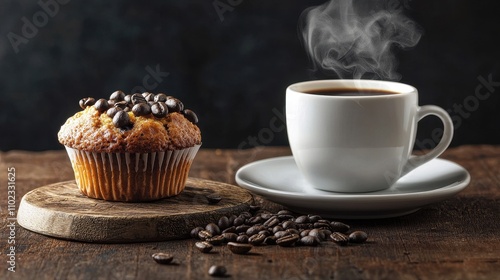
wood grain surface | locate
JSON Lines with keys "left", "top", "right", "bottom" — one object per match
{"left": 1, "top": 146, "right": 500, "bottom": 279}
{"left": 17, "top": 179, "right": 253, "bottom": 243}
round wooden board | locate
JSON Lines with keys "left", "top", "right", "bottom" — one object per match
{"left": 18, "top": 178, "right": 253, "bottom": 243}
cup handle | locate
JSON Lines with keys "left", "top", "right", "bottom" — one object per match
{"left": 401, "top": 105, "right": 454, "bottom": 176}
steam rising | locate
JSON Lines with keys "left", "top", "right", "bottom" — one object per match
{"left": 299, "top": 0, "right": 422, "bottom": 80}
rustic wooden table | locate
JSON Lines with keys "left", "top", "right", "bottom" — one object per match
{"left": 1, "top": 145, "right": 499, "bottom": 279}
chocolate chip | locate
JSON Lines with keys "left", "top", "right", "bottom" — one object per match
{"left": 132, "top": 103, "right": 151, "bottom": 116}
{"left": 183, "top": 109, "right": 198, "bottom": 124}
{"left": 112, "top": 110, "right": 131, "bottom": 128}
{"left": 151, "top": 102, "right": 168, "bottom": 118}
{"left": 94, "top": 98, "right": 109, "bottom": 113}
{"left": 109, "top": 90, "right": 125, "bottom": 101}
{"left": 79, "top": 97, "right": 95, "bottom": 109}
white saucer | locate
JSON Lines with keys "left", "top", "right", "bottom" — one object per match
{"left": 235, "top": 156, "right": 470, "bottom": 219}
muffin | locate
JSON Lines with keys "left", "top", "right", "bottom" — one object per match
{"left": 58, "top": 91, "right": 201, "bottom": 202}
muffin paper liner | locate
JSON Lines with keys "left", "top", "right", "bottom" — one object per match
{"left": 64, "top": 145, "right": 201, "bottom": 202}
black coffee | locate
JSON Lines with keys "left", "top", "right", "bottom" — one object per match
{"left": 306, "top": 88, "right": 398, "bottom": 96}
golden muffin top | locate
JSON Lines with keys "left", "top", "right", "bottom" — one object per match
{"left": 58, "top": 91, "right": 201, "bottom": 153}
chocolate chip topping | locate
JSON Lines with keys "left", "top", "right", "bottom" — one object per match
{"left": 79, "top": 91, "right": 199, "bottom": 129}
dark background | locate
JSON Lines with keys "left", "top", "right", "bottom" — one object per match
{"left": 1, "top": 0, "right": 499, "bottom": 151}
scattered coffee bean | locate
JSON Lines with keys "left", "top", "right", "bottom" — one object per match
{"left": 205, "top": 223, "right": 221, "bottom": 236}
{"left": 235, "top": 225, "right": 250, "bottom": 234}
{"left": 248, "top": 233, "right": 266, "bottom": 246}
{"left": 166, "top": 97, "right": 184, "bottom": 113}
{"left": 349, "top": 231, "right": 368, "bottom": 244}
{"left": 300, "top": 235, "right": 320, "bottom": 246}
{"left": 330, "top": 221, "right": 350, "bottom": 233}
{"left": 152, "top": 253, "right": 174, "bottom": 264}
{"left": 308, "top": 228, "right": 326, "bottom": 241}
{"left": 295, "top": 215, "right": 310, "bottom": 224}
{"left": 218, "top": 216, "right": 230, "bottom": 230}
{"left": 206, "top": 194, "right": 222, "bottom": 205}
{"left": 263, "top": 236, "right": 277, "bottom": 245}
{"left": 198, "top": 230, "right": 213, "bottom": 241}
{"left": 206, "top": 235, "right": 225, "bottom": 246}
{"left": 249, "top": 205, "right": 261, "bottom": 213}
{"left": 195, "top": 241, "right": 213, "bottom": 253}
{"left": 190, "top": 227, "right": 204, "bottom": 239}
{"left": 227, "top": 242, "right": 253, "bottom": 254}
{"left": 263, "top": 216, "right": 280, "bottom": 228}
{"left": 330, "top": 232, "right": 349, "bottom": 246}
{"left": 221, "top": 232, "right": 238, "bottom": 243}
{"left": 208, "top": 265, "right": 227, "bottom": 277}
{"left": 114, "top": 100, "right": 128, "bottom": 109}
{"left": 222, "top": 226, "right": 236, "bottom": 234}
{"left": 235, "top": 235, "right": 249, "bottom": 244}
{"left": 276, "top": 233, "right": 300, "bottom": 247}
{"left": 131, "top": 93, "right": 146, "bottom": 104}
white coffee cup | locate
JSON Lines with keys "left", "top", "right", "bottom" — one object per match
{"left": 286, "top": 79, "right": 453, "bottom": 193}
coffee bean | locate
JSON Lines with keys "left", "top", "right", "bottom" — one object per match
{"left": 349, "top": 231, "right": 368, "bottom": 244}
{"left": 227, "top": 242, "right": 252, "bottom": 254}
{"left": 277, "top": 214, "right": 294, "bottom": 221}
{"left": 272, "top": 225, "right": 284, "bottom": 234}
{"left": 246, "top": 225, "right": 264, "bottom": 236}
{"left": 106, "top": 107, "right": 122, "bottom": 118}
{"left": 154, "top": 93, "right": 168, "bottom": 103}
{"left": 249, "top": 205, "right": 261, "bottom": 213}
{"left": 308, "top": 215, "right": 322, "bottom": 223}
{"left": 314, "top": 222, "right": 331, "bottom": 230}
{"left": 218, "top": 216, "right": 230, "bottom": 230}
{"left": 195, "top": 241, "right": 213, "bottom": 253}
{"left": 295, "top": 215, "right": 310, "bottom": 224}
{"left": 166, "top": 97, "right": 183, "bottom": 112}
{"left": 263, "top": 236, "right": 277, "bottom": 245}
{"left": 206, "top": 194, "right": 222, "bottom": 205}
{"left": 248, "top": 233, "right": 266, "bottom": 246}
{"left": 208, "top": 265, "right": 227, "bottom": 277}
{"left": 151, "top": 253, "right": 174, "bottom": 264}
{"left": 330, "top": 221, "right": 350, "bottom": 233}
{"left": 114, "top": 100, "right": 128, "bottom": 109}
{"left": 274, "top": 230, "right": 290, "bottom": 240}
{"left": 109, "top": 90, "right": 125, "bottom": 101}
{"left": 247, "top": 216, "right": 262, "bottom": 225}
{"left": 258, "top": 230, "right": 271, "bottom": 237}
{"left": 190, "top": 227, "right": 204, "bottom": 239}
{"left": 150, "top": 102, "right": 168, "bottom": 118}
{"left": 300, "top": 229, "right": 311, "bottom": 238}
{"left": 282, "top": 220, "right": 297, "bottom": 230}
{"left": 198, "top": 230, "right": 212, "bottom": 241}
{"left": 235, "top": 225, "right": 250, "bottom": 234}
{"left": 124, "top": 94, "right": 132, "bottom": 104}
{"left": 131, "top": 93, "right": 146, "bottom": 104}
{"left": 308, "top": 228, "right": 326, "bottom": 241}
{"left": 206, "top": 235, "right": 225, "bottom": 246}
{"left": 221, "top": 232, "right": 238, "bottom": 243}
{"left": 79, "top": 97, "right": 95, "bottom": 109}
{"left": 277, "top": 210, "right": 294, "bottom": 215}
{"left": 236, "top": 235, "right": 249, "bottom": 244}
{"left": 286, "top": 229, "right": 300, "bottom": 236}
{"left": 94, "top": 98, "right": 109, "bottom": 113}
{"left": 260, "top": 212, "right": 273, "bottom": 220}
{"left": 183, "top": 109, "right": 198, "bottom": 124}
{"left": 222, "top": 226, "right": 236, "bottom": 234}
{"left": 112, "top": 111, "right": 131, "bottom": 128}
{"left": 276, "top": 233, "right": 300, "bottom": 247}
{"left": 300, "top": 235, "right": 320, "bottom": 246}
{"left": 132, "top": 103, "right": 151, "bottom": 116}
{"left": 233, "top": 217, "right": 245, "bottom": 227}
{"left": 330, "top": 232, "right": 349, "bottom": 246}
{"left": 263, "top": 216, "right": 280, "bottom": 228}
{"left": 239, "top": 212, "right": 252, "bottom": 219}
{"left": 205, "top": 223, "right": 221, "bottom": 236}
